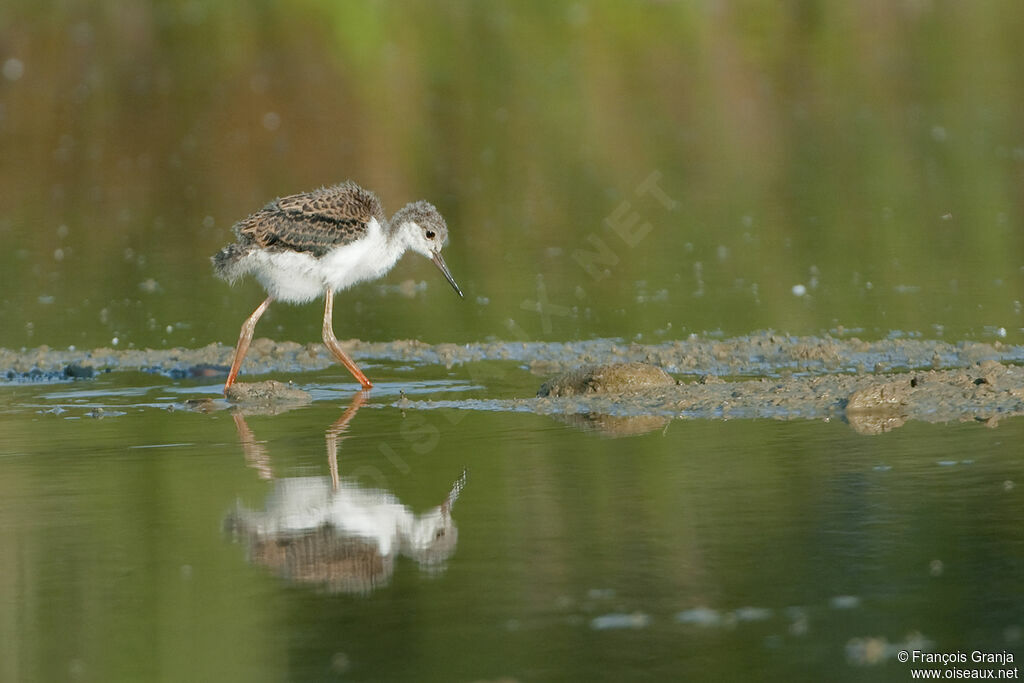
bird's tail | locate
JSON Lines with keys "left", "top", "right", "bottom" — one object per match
{"left": 212, "top": 243, "right": 252, "bottom": 282}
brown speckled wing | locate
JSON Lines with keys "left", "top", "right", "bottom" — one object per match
{"left": 234, "top": 181, "right": 386, "bottom": 257}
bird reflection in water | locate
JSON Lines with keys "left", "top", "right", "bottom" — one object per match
{"left": 225, "top": 392, "right": 466, "bottom": 594}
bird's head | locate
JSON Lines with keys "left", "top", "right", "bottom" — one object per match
{"left": 392, "top": 201, "right": 463, "bottom": 297}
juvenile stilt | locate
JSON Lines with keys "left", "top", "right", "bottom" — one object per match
{"left": 212, "top": 180, "right": 463, "bottom": 391}
{"left": 224, "top": 296, "right": 272, "bottom": 393}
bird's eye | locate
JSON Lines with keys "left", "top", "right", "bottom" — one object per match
{"left": 425, "top": 230, "right": 436, "bottom": 239}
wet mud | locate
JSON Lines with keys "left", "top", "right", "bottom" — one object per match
{"left": 3, "top": 334, "right": 1024, "bottom": 432}
{"left": 3, "top": 333, "right": 1022, "bottom": 381}
{"left": 405, "top": 361, "right": 1024, "bottom": 435}
{"left": 224, "top": 380, "right": 313, "bottom": 407}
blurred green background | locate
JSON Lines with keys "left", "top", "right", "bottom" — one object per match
{"left": 1, "top": 1, "right": 1022, "bottom": 349}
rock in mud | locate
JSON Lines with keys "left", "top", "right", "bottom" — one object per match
{"left": 64, "top": 363, "right": 95, "bottom": 379}
{"left": 537, "top": 362, "right": 676, "bottom": 397}
{"left": 845, "top": 379, "right": 913, "bottom": 413}
{"left": 225, "top": 380, "right": 312, "bottom": 406}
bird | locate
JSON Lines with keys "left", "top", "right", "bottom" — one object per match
{"left": 212, "top": 180, "right": 463, "bottom": 393}
{"left": 225, "top": 396, "right": 466, "bottom": 594}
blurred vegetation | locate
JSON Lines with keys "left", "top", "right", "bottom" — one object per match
{"left": 0, "top": 1, "right": 1022, "bottom": 349}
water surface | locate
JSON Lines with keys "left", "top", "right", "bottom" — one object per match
{"left": 2, "top": 368, "right": 1022, "bottom": 681}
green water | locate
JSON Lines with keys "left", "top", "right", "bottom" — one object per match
{"left": 2, "top": 373, "right": 1023, "bottom": 681}
{"left": 2, "top": 2, "right": 1024, "bottom": 681}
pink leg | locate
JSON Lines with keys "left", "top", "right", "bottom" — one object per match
{"left": 224, "top": 296, "right": 272, "bottom": 394}
{"left": 232, "top": 411, "right": 273, "bottom": 480}
{"left": 322, "top": 288, "right": 373, "bottom": 389}
{"left": 326, "top": 391, "right": 369, "bottom": 490}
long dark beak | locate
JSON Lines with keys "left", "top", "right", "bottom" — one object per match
{"left": 431, "top": 250, "right": 464, "bottom": 298}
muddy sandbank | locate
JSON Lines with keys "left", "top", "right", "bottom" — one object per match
{"left": 403, "top": 361, "right": 1024, "bottom": 432}
{"left": 4, "top": 335, "right": 1024, "bottom": 432}
{"left": 2, "top": 333, "right": 1022, "bottom": 382}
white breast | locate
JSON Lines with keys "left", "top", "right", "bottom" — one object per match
{"left": 322, "top": 218, "right": 404, "bottom": 292}
{"left": 242, "top": 218, "right": 405, "bottom": 303}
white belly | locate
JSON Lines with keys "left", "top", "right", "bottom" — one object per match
{"left": 242, "top": 218, "right": 403, "bottom": 303}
